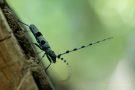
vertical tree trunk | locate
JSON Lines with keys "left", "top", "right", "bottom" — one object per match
{"left": 0, "top": 0, "right": 53, "bottom": 90}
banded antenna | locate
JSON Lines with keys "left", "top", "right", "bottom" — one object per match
{"left": 57, "top": 37, "right": 113, "bottom": 58}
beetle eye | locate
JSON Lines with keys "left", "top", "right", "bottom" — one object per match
{"left": 36, "top": 32, "right": 42, "bottom": 37}
{"left": 40, "top": 40, "right": 46, "bottom": 45}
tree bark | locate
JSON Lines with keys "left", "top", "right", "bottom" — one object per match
{"left": 0, "top": 0, "right": 53, "bottom": 90}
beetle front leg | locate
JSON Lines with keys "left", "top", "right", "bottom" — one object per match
{"left": 33, "top": 43, "right": 43, "bottom": 50}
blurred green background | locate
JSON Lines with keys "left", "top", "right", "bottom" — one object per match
{"left": 8, "top": 0, "right": 135, "bottom": 90}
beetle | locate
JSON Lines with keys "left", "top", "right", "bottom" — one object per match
{"left": 18, "top": 20, "right": 59, "bottom": 71}
{"left": 18, "top": 20, "right": 113, "bottom": 72}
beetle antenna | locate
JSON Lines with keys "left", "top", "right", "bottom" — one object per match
{"left": 57, "top": 37, "right": 113, "bottom": 58}
{"left": 17, "top": 19, "right": 29, "bottom": 27}
{"left": 58, "top": 57, "right": 72, "bottom": 81}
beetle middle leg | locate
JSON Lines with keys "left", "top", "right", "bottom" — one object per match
{"left": 37, "top": 52, "right": 46, "bottom": 64}
{"left": 33, "top": 43, "right": 43, "bottom": 50}
{"left": 45, "top": 54, "right": 52, "bottom": 72}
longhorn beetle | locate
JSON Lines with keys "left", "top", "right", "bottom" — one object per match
{"left": 18, "top": 20, "right": 71, "bottom": 72}
{"left": 18, "top": 20, "right": 113, "bottom": 74}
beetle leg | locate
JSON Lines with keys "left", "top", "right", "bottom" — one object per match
{"left": 37, "top": 52, "right": 46, "bottom": 64}
{"left": 45, "top": 55, "right": 52, "bottom": 72}
{"left": 33, "top": 43, "right": 43, "bottom": 50}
